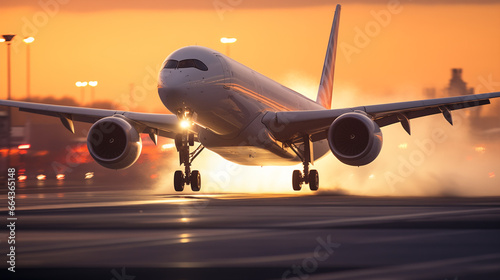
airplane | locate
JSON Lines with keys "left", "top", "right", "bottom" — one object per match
{"left": 1, "top": 4, "right": 499, "bottom": 192}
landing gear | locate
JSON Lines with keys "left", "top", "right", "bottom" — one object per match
{"left": 309, "top": 170, "right": 319, "bottom": 191}
{"left": 291, "top": 135, "right": 319, "bottom": 191}
{"left": 174, "top": 170, "right": 185, "bottom": 191}
{"left": 190, "top": 170, "right": 201, "bottom": 191}
{"left": 174, "top": 132, "right": 204, "bottom": 192}
{"left": 292, "top": 170, "right": 302, "bottom": 191}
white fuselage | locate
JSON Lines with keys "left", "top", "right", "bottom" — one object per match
{"left": 158, "top": 46, "right": 329, "bottom": 165}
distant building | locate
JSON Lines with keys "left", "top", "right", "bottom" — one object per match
{"left": 422, "top": 68, "right": 490, "bottom": 125}
{"left": 446, "top": 68, "right": 474, "bottom": 97}
{"left": 447, "top": 68, "right": 481, "bottom": 119}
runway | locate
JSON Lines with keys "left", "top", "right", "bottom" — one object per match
{"left": 3, "top": 181, "right": 500, "bottom": 279}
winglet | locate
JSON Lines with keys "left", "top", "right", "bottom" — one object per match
{"left": 316, "top": 4, "right": 341, "bottom": 110}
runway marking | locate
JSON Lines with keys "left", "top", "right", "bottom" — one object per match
{"left": 16, "top": 197, "right": 203, "bottom": 211}
{"left": 276, "top": 207, "right": 500, "bottom": 227}
{"left": 308, "top": 253, "right": 500, "bottom": 280}
{"left": 13, "top": 193, "right": 298, "bottom": 211}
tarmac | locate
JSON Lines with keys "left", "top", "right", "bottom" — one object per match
{"left": 2, "top": 181, "right": 500, "bottom": 279}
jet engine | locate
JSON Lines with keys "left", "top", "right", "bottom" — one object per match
{"left": 87, "top": 116, "right": 142, "bottom": 169}
{"left": 327, "top": 112, "right": 383, "bottom": 166}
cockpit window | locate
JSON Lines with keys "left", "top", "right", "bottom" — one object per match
{"left": 163, "top": 59, "right": 208, "bottom": 71}
{"left": 193, "top": 60, "right": 209, "bottom": 71}
{"left": 178, "top": 59, "right": 196, "bottom": 69}
{"left": 164, "top": 60, "right": 178, "bottom": 69}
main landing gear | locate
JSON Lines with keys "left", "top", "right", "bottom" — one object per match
{"left": 173, "top": 132, "right": 204, "bottom": 192}
{"left": 290, "top": 135, "right": 319, "bottom": 191}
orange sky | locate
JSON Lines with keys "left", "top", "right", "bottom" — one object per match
{"left": 1, "top": 1, "right": 499, "bottom": 113}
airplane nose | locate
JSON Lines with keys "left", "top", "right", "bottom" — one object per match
{"left": 158, "top": 69, "right": 192, "bottom": 111}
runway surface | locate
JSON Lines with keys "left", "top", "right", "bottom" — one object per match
{"left": 2, "top": 181, "right": 500, "bottom": 279}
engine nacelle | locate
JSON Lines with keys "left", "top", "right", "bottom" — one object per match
{"left": 327, "top": 112, "right": 383, "bottom": 166}
{"left": 87, "top": 116, "right": 142, "bottom": 169}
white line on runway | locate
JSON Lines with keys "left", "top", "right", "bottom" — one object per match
{"left": 17, "top": 197, "right": 202, "bottom": 211}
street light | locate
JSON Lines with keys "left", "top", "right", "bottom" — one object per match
{"left": 89, "top": 81, "right": 98, "bottom": 105}
{"left": 23, "top": 37, "right": 34, "bottom": 44}
{"left": 76, "top": 81, "right": 88, "bottom": 105}
{"left": 220, "top": 37, "right": 237, "bottom": 57}
{"left": 2, "top": 34, "right": 16, "bottom": 169}
{"left": 2, "top": 35, "right": 15, "bottom": 100}
{"left": 23, "top": 37, "right": 35, "bottom": 100}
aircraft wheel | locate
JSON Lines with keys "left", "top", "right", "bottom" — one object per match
{"left": 292, "top": 170, "right": 302, "bottom": 191}
{"left": 309, "top": 170, "right": 319, "bottom": 191}
{"left": 191, "top": 170, "right": 201, "bottom": 192}
{"left": 174, "top": 170, "right": 185, "bottom": 192}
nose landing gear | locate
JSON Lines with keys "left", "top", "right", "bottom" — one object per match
{"left": 173, "top": 108, "right": 204, "bottom": 192}
{"left": 174, "top": 133, "right": 204, "bottom": 192}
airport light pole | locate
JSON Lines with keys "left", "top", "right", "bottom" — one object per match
{"left": 89, "top": 81, "right": 98, "bottom": 105}
{"left": 75, "top": 81, "right": 88, "bottom": 105}
{"left": 220, "top": 37, "right": 237, "bottom": 57}
{"left": 0, "top": 37, "right": 5, "bottom": 169}
{"left": 2, "top": 34, "right": 16, "bottom": 169}
{"left": 23, "top": 37, "right": 35, "bottom": 101}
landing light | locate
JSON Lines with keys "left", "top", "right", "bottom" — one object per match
{"left": 36, "top": 174, "right": 46, "bottom": 181}
{"left": 180, "top": 120, "right": 192, "bottom": 129}
{"left": 18, "top": 175, "right": 27, "bottom": 182}
{"left": 56, "top": 174, "right": 65, "bottom": 180}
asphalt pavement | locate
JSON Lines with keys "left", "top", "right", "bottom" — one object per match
{"left": 2, "top": 181, "right": 500, "bottom": 279}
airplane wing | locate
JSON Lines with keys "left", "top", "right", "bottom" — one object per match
{"left": 262, "top": 91, "right": 500, "bottom": 142}
{"left": 0, "top": 100, "right": 184, "bottom": 139}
